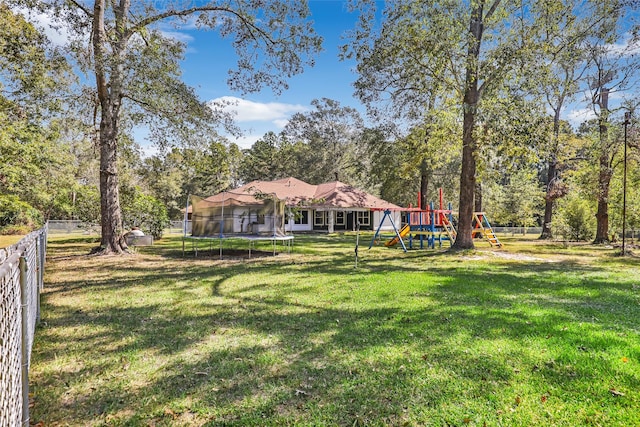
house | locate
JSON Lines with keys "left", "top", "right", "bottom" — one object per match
{"left": 191, "top": 177, "right": 402, "bottom": 234}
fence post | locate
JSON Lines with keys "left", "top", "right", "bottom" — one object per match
{"left": 35, "top": 238, "right": 41, "bottom": 323}
{"left": 19, "top": 255, "right": 30, "bottom": 427}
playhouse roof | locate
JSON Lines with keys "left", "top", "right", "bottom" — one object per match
{"left": 200, "top": 177, "right": 401, "bottom": 210}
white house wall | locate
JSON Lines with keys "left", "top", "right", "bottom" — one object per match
{"left": 223, "top": 207, "right": 401, "bottom": 233}
{"left": 373, "top": 210, "right": 402, "bottom": 232}
{"left": 286, "top": 209, "right": 313, "bottom": 232}
{"left": 286, "top": 221, "right": 314, "bottom": 232}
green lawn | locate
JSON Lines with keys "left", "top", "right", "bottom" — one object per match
{"left": 31, "top": 234, "right": 640, "bottom": 426}
{"left": 0, "top": 234, "right": 25, "bottom": 248}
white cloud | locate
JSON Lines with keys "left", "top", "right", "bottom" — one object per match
{"left": 15, "top": 7, "right": 73, "bottom": 46}
{"left": 159, "top": 30, "right": 194, "bottom": 44}
{"left": 16, "top": 7, "right": 197, "bottom": 48}
{"left": 229, "top": 134, "right": 263, "bottom": 149}
{"left": 606, "top": 33, "right": 640, "bottom": 57}
{"left": 566, "top": 108, "right": 596, "bottom": 127}
{"left": 210, "top": 96, "right": 308, "bottom": 123}
{"left": 273, "top": 119, "right": 290, "bottom": 128}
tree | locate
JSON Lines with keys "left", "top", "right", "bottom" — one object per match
{"left": 0, "top": 3, "right": 68, "bottom": 117}
{"left": 139, "top": 153, "right": 185, "bottom": 219}
{"left": 283, "top": 98, "right": 364, "bottom": 184}
{"left": 239, "top": 132, "right": 286, "bottom": 182}
{"left": 141, "top": 140, "right": 246, "bottom": 219}
{"left": 393, "top": 112, "right": 461, "bottom": 209}
{"left": 28, "top": 0, "right": 322, "bottom": 253}
{"left": 554, "top": 192, "right": 596, "bottom": 241}
{"left": 584, "top": 4, "right": 640, "bottom": 243}
{"left": 475, "top": 90, "right": 550, "bottom": 213}
{"left": 528, "top": 0, "right": 607, "bottom": 239}
{"left": 502, "top": 169, "right": 545, "bottom": 232}
{"left": 345, "top": 0, "right": 548, "bottom": 249}
{"left": 0, "top": 4, "right": 73, "bottom": 226}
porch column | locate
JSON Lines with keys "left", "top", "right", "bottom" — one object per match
{"left": 328, "top": 210, "right": 334, "bottom": 233}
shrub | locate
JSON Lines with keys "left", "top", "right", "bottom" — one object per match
{"left": 0, "top": 195, "right": 43, "bottom": 234}
{"left": 554, "top": 195, "right": 595, "bottom": 242}
{"left": 122, "top": 191, "right": 169, "bottom": 239}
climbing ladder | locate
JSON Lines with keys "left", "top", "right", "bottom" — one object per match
{"left": 472, "top": 212, "right": 503, "bottom": 248}
{"left": 439, "top": 211, "right": 457, "bottom": 244}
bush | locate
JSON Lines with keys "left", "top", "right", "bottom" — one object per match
{"left": 0, "top": 195, "right": 43, "bottom": 234}
{"left": 122, "top": 191, "right": 169, "bottom": 239}
{"left": 554, "top": 195, "right": 595, "bottom": 242}
{"left": 74, "top": 185, "right": 101, "bottom": 224}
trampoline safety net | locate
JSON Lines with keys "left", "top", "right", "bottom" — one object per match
{"left": 189, "top": 192, "right": 288, "bottom": 237}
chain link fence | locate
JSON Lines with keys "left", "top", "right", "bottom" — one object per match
{"left": 0, "top": 226, "right": 47, "bottom": 427}
{"left": 47, "top": 220, "right": 189, "bottom": 235}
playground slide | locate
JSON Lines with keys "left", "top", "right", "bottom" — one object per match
{"left": 385, "top": 224, "right": 411, "bottom": 247}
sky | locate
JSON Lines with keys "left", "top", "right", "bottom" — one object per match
{"left": 18, "top": 1, "right": 640, "bottom": 152}
{"left": 162, "top": 0, "right": 639, "bottom": 150}
{"left": 173, "top": 0, "right": 364, "bottom": 149}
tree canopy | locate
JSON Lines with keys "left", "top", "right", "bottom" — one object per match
{"left": 18, "top": 0, "right": 323, "bottom": 253}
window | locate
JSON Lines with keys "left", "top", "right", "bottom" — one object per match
{"left": 356, "top": 211, "right": 370, "bottom": 226}
{"left": 314, "top": 211, "right": 326, "bottom": 226}
{"left": 294, "top": 210, "right": 309, "bottom": 225}
{"left": 336, "top": 211, "right": 345, "bottom": 225}
{"left": 256, "top": 213, "right": 265, "bottom": 224}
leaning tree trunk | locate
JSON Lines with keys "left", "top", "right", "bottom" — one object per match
{"left": 452, "top": 4, "right": 483, "bottom": 251}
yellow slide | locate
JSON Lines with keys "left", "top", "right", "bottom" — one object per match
{"left": 385, "top": 224, "right": 411, "bottom": 247}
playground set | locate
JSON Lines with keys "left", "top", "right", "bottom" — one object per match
{"left": 369, "top": 189, "right": 502, "bottom": 251}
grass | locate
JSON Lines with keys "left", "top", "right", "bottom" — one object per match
{"left": 0, "top": 234, "right": 26, "bottom": 248}
{"left": 30, "top": 233, "right": 640, "bottom": 426}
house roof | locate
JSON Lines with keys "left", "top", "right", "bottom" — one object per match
{"left": 197, "top": 191, "right": 261, "bottom": 206}
{"left": 234, "top": 177, "right": 316, "bottom": 205}
{"left": 198, "top": 177, "right": 401, "bottom": 210}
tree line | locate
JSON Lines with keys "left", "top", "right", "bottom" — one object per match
{"left": 1, "top": 1, "right": 639, "bottom": 250}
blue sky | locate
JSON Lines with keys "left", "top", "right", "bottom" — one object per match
{"left": 20, "top": 1, "right": 640, "bottom": 152}
{"left": 168, "top": 1, "right": 639, "bottom": 150}
{"left": 176, "top": 1, "right": 363, "bottom": 149}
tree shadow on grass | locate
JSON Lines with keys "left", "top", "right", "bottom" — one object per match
{"left": 32, "top": 239, "right": 640, "bottom": 426}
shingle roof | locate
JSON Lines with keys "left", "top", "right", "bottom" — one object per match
{"left": 202, "top": 177, "right": 401, "bottom": 210}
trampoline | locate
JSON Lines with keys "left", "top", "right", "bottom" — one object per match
{"left": 182, "top": 192, "right": 294, "bottom": 259}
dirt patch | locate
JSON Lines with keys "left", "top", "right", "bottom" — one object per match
{"left": 489, "top": 251, "right": 550, "bottom": 262}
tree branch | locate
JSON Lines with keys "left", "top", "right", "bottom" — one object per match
{"left": 66, "top": 0, "right": 94, "bottom": 18}
{"left": 122, "top": 92, "right": 196, "bottom": 117}
{"left": 127, "top": 5, "right": 275, "bottom": 46}
{"left": 484, "top": 0, "right": 503, "bottom": 21}
{"left": 92, "top": 0, "right": 109, "bottom": 104}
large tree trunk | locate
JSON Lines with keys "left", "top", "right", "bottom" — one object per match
{"left": 474, "top": 182, "right": 482, "bottom": 212}
{"left": 419, "top": 158, "right": 429, "bottom": 210}
{"left": 452, "top": 4, "right": 484, "bottom": 250}
{"left": 93, "top": 0, "right": 128, "bottom": 254}
{"left": 454, "top": 110, "right": 478, "bottom": 250}
{"left": 540, "top": 106, "right": 563, "bottom": 240}
{"left": 99, "top": 115, "right": 126, "bottom": 253}
{"left": 539, "top": 159, "right": 556, "bottom": 239}
{"left": 594, "top": 95, "right": 610, "bottom": 244}
{"left": 594, "top": 157, "right": 612, "bottom": 243}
